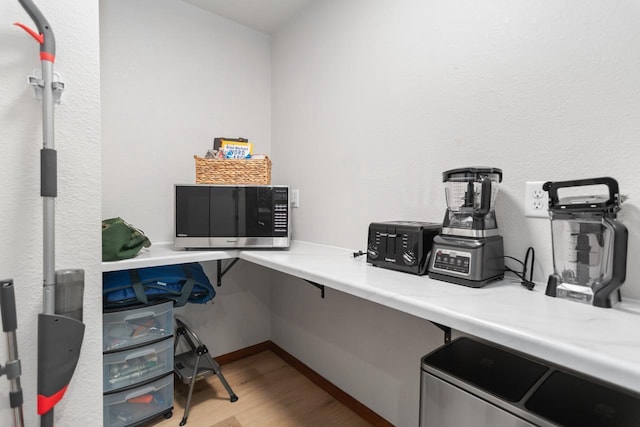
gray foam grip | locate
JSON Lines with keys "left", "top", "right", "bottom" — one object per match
{"left": 0, "top": 280, "right": 17, "bottom": 332}
{"left": 41, "top": 149, "right": 57, "bottom": 197}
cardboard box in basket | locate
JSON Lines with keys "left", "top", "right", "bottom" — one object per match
{"left": 194, "top": 155, "right": 271, "bottom": 185}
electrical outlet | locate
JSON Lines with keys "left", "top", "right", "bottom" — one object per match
{"left": 525, "top": 181, "right": 549, "bottom": 218}
{"left": 291, "top": 189, "right": 300, "bottom": 208}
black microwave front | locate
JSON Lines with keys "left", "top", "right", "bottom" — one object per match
{"left": 174, "top": 184, "right": 290, "bottom": 249}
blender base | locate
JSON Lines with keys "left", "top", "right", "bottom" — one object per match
{"left": 428, "top": 271, "right": 504, "bottom": 288}
{"left": 546, "top": 274, "right": 621, "bottom": 308}
{"left": 428, "top": 235, "right": 505, "bottom": 288}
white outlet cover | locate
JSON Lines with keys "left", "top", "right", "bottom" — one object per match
{"left": 525, "top": 181, "right": 550, "bottom": 218}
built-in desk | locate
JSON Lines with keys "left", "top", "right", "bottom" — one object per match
{"left": 101, "top": 244, "right": 239, "bottom": 272}
{"left": 102, "top": 240, "right": 640, "bottom": 394}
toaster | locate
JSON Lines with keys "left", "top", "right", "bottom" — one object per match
{"left": 367, "top": 221, "right": 441, "bottom": 275}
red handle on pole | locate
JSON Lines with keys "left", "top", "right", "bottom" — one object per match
{"left": 14, "top": 22, "right": 44, "bottom": 44}
{"left": 14, "top": 0, "right": 56, "bottom": 62}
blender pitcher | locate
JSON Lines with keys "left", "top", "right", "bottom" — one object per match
{"left": 543, "top": 178, "right": 628, "bottom": 308}
{"left": 442, "top": 167, "right": 502, "bottom": 236}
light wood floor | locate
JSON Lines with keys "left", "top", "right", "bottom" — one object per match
{"left": 144, "top": 350, "right": 373, "bottom": 427}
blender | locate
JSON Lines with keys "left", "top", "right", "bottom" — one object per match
{"left": 544, "top": 178, "right": 628, "bottom": 308}
{"left": 428, "top": 167, "right": 505, "bottom": 287}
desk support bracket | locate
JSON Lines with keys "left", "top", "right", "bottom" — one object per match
{"left": 430, "top": 322, "right": 451, "bottom": 344}
{"left": 304, "top": 280, "right": 325, "bottom": 298}
{"left": 217, "top": 258, "right": 239, "bottom": 287}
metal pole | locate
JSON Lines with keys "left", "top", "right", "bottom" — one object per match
{"left": 15, "top": 0, "right": 57, "bottom": 317}
{"left": 5, "top": 331, "right": 24, "bottom": 427}
{"left": 42, "top": 58, "right": 56, "bottom": 316}
{"left": 1, "top": 280, "right": 25, "bottom": 427}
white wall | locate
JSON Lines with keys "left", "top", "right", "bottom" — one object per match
{"left": 0, "top": 1, "right": 102, "bottom": 425}
{"left": 71, "top": 1, "right": 640, "bottom": 425}
{"left": 100, "top": 0, "right": 274, "bottom": 358}
{"left": 101, "top": 0, "right": 272, "bottom": 244}
{"left": 271, "top": 1, "right": 640, "bottom": 425}
{"left": 273, "top": 0, "right": 640, "bottom": 295}
{"left": 270, "top": 272, "right": 446, "bottom": 427}
{"left": 173, "top": 260, "right": 272, "bottom": 357}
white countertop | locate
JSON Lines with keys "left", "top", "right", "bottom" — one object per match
{"left": 240, "top": 241, "right": 640, "bottom": 394}
{"left": 102, "top": 240, "right": 640, "bottom": 393}
{"left": 101, "top": 242, "right": 239, "bottom": 272}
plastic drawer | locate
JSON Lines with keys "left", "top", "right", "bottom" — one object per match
{"left": 104, "top": 337, "right": 174, "bottom": 393}
{"left": 104, "top": 373, "right": 173, "bottom": 427}
{"left": 103, "top": 301, "right": 173, "bottom": 352}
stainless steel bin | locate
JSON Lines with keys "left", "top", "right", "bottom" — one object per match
{"left": 420, "top": 337, "right": 640, "bottom": 427}
{"left": 420, "top": 337, "right": 548, "bottom": 427}
{"left": 525, "top": 370, "right": 640, "bottom": 426}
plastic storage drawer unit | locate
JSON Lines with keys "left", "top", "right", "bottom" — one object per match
{"left": 103, "top": 301, "right": 173, "bottom": 352}
{"left": 103, "top": 337, "right": 174, "bottom": 393}
{"left": 103, "top": 372, "right": 174, "bottom": 427}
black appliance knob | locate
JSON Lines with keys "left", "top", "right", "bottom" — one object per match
{"left": 367, "top": 245, "right": 379, "bottom": 260}
{"left": 403, "top": 251, "right": 416, "bottom": 265}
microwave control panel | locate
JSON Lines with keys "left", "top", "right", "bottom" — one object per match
{"left": 273, "top": 187, "right": 289, "bottom": 236}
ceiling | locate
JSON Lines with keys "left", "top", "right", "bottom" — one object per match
{"left": 181, "top": 0, "right": 313, "bottom": 34}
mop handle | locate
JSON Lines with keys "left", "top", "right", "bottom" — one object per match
{"left": 15, "top": 0, "right": 58, "bottom": 315}
{"left": 0, "top": 280, "right": 25, "bottom": 427}
{"left": 1, "top": 282, "right": 17, "bottom": 332}
{"left": 14, "top": 0, "right": 55, "bottom": 62}
{"left": 15, "top": 2, "right": 60, "bottom": 427}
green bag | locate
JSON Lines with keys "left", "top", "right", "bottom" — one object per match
{"left": 102, "top": 217, "right": 151, "bottom": 262}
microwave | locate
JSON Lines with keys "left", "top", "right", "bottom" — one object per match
{"left": 174, "top": 184, "right": 290, "bottom": 249}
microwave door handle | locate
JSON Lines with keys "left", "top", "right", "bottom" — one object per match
{"left": 233, "top": 189, "right": 240, "bottom": 236}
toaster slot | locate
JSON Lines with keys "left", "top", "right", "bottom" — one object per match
{"left": 386, "top": 227, "right": 397, "bottom": 262}
{"left": 378, "top": 230, "right": 388, "bottom": 257}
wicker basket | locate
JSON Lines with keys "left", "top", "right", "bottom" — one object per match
{"left": 194, "top": 155, "right": 272, "bottom": 185}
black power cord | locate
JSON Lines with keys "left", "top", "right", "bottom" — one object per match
{"left": 504, "top": 247, "right": 536, "bottom": 290}
{"left": 353, "top": 250, "right": 366, "bottom": 258}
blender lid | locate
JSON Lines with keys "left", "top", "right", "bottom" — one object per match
{"left": 544, "top": 177, "right": 622, "bottom": 213}
{"left": 442, "top": 167, "right": 503, "bottom": 182}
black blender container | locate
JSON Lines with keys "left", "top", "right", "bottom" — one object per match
{"left": 544, "top": 177, "right": 628, "bottom": 308}
{"left": 428, "top": 167, "right": 505, "bottom": 287}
